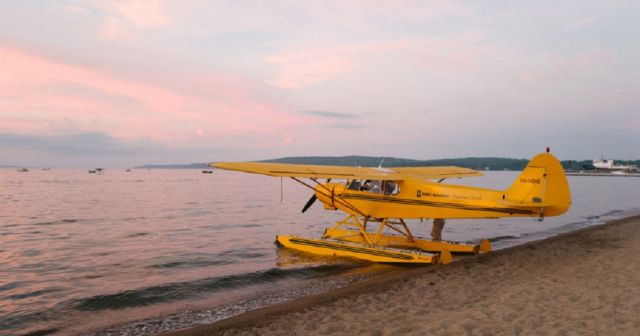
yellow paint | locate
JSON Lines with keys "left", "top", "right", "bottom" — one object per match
{"left": 323, "top": 227, "right": 484, "bottom": 254}
{"left": 213, "top": 162, "right": 482, "bottom": 180}
{"left": 213, "top": 152, "right": 571, "bottom": 264}
{"left": 312, "top": 153, "right": 571, "bottom": 219}
{"left": 276, "top": 235, "right": 443, "bottom": 264}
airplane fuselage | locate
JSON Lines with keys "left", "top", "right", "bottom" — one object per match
{"left": 314, "top": 153, "right": 571, "bottom": 220}
{"left": 316, "top": 179, "right": 541, "bottom": 220}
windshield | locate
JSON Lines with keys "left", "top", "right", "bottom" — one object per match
{"left": 347, "top": 180, "right": 399, "bottom": 195}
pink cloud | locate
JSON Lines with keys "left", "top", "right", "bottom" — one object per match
{"left": 410, "top": 48, "right": 477, "bottom": 68}
{"left": 267, "top": 56, "right": 354, "bottom": 90}
{"left": 103, "top": 0, "right": 169, "bottom": 28}
{"left": 521, "top": 49, "right": 617, "bottom": 81}
{"left": 0, "top": 44, "right": 303, "bottom": 147}
{"left": 565, "top": 17, "right": 597, "bottom": 31}
{"left": 264, "top": 32, "right": 489, "bottom": 90}
{"left": 407, "top": 33, "right": 489, "bottom": 69}
{"left": 100, "top": 16, "right": 132, "bottom": 39}
{"left": 554, "top": 49, "right": 616, "bottom": 70}
{"left": 266, "top": 42, "right": 406, "bottom": 89}
{"left": 67, "top": 0, "right": 170, "bottom": 39}
{"left": 0, "top": 117, "right": 42, "bottom": 132}
{"left": 302, "top": 1, "right": 472, "bottom": 33}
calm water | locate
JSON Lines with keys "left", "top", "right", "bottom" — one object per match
{"left": 1, "top": 169, "right": 640, "bottom": 336}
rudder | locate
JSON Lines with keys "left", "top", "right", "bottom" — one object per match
{"left": 504, "top": 152, "right": 571, "bottom": 217}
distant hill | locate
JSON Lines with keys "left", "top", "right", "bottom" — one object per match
{"left": 136, "top": 156, "right": 530, "bottom": 171}
{"left": 261, "top": 156, "right": 530, "bottom": 170}
{"left": 136, "top": 157, "right": 640, "bottom": 171}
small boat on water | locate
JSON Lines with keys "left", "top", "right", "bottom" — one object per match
{"left": 583, "top": 158, "right": 639, "bottom": 173}
{"left": 202, "top": 170, "right": 213, "bottom": 174}
{"left": 17, "top": 168, "right": 29, "bottom": 172}
{"left": 89, "top": 168, "right": 105, "bottom": 174}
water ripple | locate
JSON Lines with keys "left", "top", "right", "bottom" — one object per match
{"left": 32, "top": 219, "right": 78, "bottom": 226}
{"left": 71, "top": 265, "right": 353, "bottom": 311}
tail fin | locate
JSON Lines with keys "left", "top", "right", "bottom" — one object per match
{"left": 503, "top": 152, "right": 571, "bottom": 217}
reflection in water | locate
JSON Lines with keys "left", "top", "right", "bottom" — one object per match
{"left": 0, "top": 169, "right": 639, "bottom": 335}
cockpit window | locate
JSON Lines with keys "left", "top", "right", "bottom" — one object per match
{"left": 366, "top": 180, "right": 381, "bottom": 193}
{"left": 348, "top": 180, "right": 399, "bottom": 195}
{"left": 383, "top": 181, "right": 399, "bottom": 195}
{"left": 347, "top": 180, "right": 361, "bottom": 190}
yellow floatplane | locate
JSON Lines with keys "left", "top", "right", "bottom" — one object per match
{"left": 212, "top": 149, "right": 571, "bottom": 265}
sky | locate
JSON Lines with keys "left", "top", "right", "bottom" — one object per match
{"left": 1, "top": 1, "right": 639, "bottom": 167}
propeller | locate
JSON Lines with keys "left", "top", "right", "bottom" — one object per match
{"left": 301, "top": 179, "right": 330, "bottom": 213}
{"left": 301, "top": 194, "right": 317, "bottom": 213}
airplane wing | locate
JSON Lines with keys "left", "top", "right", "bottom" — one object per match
{"left": 212, "top": 162, "right": 402, "bottom": 180}
{"left": 391, "top": 167, "right": 484, "bottom": 180}
{"left": 211, "top": 162, "right": 482, "bottom": 181}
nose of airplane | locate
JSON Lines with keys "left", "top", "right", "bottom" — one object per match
{"left": 315, "top": 183, "right": 346, "bottom": 210}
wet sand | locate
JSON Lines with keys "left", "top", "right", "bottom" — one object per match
{"left": 163, "top": 215, "right": 640, "bottom": 336}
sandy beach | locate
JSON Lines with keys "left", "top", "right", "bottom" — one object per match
{"left": 164, "top": 215, "right": 640, "bottom": 336}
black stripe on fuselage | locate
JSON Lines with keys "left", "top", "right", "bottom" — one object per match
{"left": 340, "top": 193, "right": 535, "bottom": 215}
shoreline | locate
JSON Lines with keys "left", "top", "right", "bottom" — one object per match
{"left": 566, "top": 172, "right": 640, "bottom": 177}
{"left": 161, "top": 214, "right": 640, "bottom": 335}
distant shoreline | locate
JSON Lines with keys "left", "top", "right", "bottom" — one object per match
{"left": 566, "top": 172, "right": 640, "bottom": 177}
{"left": 5, "top": 157, "right": 638, "bottom": 171}
{"left": 161, "top": 213, "right": 640, "bottom": 336}
{"left": 136, "top": 156, "right": 640, "bottom": 172}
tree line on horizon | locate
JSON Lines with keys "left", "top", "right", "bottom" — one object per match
{"left": 263, "top": 156, "right": 640, "bottom": 171}
{"left": 134, "top": 156, "right": 639, "bottom": 171}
